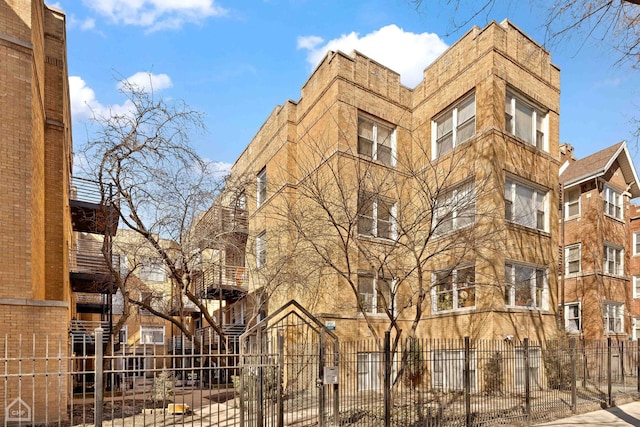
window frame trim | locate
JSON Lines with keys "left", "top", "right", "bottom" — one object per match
{"left": 505, "top": 90, "right": 548, "bottom": 152}
{"left": 504, "top": 261, "right": 549, "bottom": 310}
{"left": 564, "top": 243, "right": 582, "bottom": 276}
{"left": 357, "top": 113, "right": 397, "bottom": 167}
{"left": 431, "top": 92, "right": 477, "bottom": 160}
{"left": 505, "top": 175, "right": 549, "bottom": 232}
{"left": 431, "top": 265, "right": 476, "bottom": 313}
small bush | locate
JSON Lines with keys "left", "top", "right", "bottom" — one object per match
{"left": 232, "top": 366, "right": 279, "bottom": 402}
{"left": 483, "top": 351, "right": 504, "bottom": 395}
{"left": 151, "top": 370, "right": 174, "bottom": 406}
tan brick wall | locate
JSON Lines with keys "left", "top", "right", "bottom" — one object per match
{"left": 229, "top": 20, "right": 561, "bottom": 342}
{"left": 0, "top": 301, "right": 69, "bottom": 424}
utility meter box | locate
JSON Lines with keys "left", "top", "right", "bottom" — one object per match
{"left": 323, "top": 366, "right": 339, "bottom": 385}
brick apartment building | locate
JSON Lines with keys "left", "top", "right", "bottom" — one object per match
{"left": 208, "top": 20, "right": 562, "bottom": 343}
{"left": 560, "top": 142, "right": 640, "bottom": 339}
{"left": 1, "top": 1, "right": 120, "bottom": 422}
{"left": 628, "top": 203, "right": 640, "bottom": 339}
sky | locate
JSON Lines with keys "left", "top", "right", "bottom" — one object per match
{"left": 48, "top": 0, "right": 640, "bottom": 171}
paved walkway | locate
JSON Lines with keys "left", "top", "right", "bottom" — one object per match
{"left": 536, "top": 401, "right": 640, "bottom": 426}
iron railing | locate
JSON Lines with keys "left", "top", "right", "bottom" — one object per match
{"left": 193, "top": 264, "right": 248, "bottom": 298}
{"left": 2, "top": 333, "right": 640, "bottom": 426}
{"left": 70, "top": 176, "right": 115, "bottom": 206}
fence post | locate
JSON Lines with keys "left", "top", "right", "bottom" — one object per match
{"left": 319, "top": 330, "right": 326, "bottom": 427}
{"left": 607, "top": 337, "right": 613, "bottom": 407}
{"left": 383, "top": 331, "right": 391, "bottom": 427}
{"left": 464, "top": 336, "right": 471, "bottom": 427}
{"left": 570, "top": 337, "right": 577, "bottom": 413}
{"left": 524, "top": 338, "right": 530, "bottom": 419}
{"left": 277, "top": 330, "right": 284, "bottom": 427}
{"left": 637, "top": 338, "right": 640, "bottom": 393}
{"left": 94, "top": 327, "right": 104, "bottom": 427}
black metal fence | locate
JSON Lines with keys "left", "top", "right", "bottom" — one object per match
{"left": 338, "top": 334, "right": 640, "bottom": 426}
{"left": 1, "top": 332, "right": 639, "bottom": 426}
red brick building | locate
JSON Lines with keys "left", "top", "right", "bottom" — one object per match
{"left": 560, "top": 141, "right": 640, "bottom": 339}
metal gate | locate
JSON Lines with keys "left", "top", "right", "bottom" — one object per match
{"left": 239, "top": 300, "right": 339, "bottom": 427}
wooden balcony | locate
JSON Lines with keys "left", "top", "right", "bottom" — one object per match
{"left": 75, "top": 292, "right": 111, "bottom": 313}
{"left": 194, "top": 205, "right": 248, "bottom": 248}
{"left": 193, "top": 265, "right": 248, "bottom": 302}
{"left": 70, "top": 176, "right": 119, "bottom": 235}
{"left": 70, "top": 237, "right": 119, "bottom": 293}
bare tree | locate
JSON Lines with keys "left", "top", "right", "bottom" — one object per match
{"left": 412, "top": 1, "right": 640, "bottom": 68}
{"left": 80, "top": 78, "right": 229, "bottom": 348}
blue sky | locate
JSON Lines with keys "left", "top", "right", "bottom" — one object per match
{"left": 49, "top": 0, "right": 639, "bottom": 170}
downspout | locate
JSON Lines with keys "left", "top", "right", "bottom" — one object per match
{"left": 560, "top": 183, "right": 565, "bottom": 328}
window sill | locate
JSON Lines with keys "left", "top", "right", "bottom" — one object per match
{"left": 357, "top": 233, "right": 396, "bottom": 244}
{"left": 434, "top": 306, "right": 476, "bottom": 314}
{"left": 505, "top": 132, "right": 548, "bottom": 154}
{"left": 505, "top": 305, "right": 549, "bottom": 312}
{"left": 356, "top": 153, "right": 396, "bottom": 169}
{"left": 506, "top": 221, "right": 550, "bottom": 237}
{"left": 604, "top": 214, "right": 625, "bottom": 224}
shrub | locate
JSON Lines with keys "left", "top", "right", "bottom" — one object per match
{"left": 483, "top": 351, "right": 503, "bottom": 395}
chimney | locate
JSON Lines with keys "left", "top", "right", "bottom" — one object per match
{"left": 559, "top": 143, "right": 575, "bottom": 163}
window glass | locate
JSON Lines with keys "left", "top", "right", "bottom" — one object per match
{"left": 434, "top": 94, "right": 476, "bottom": 158}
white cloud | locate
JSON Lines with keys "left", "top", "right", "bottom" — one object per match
{"left": 80, "top": 17, "right": 96, "bottom": 31}
{"left": 298, "top": 25, "right": 448, "bottom": 88}
{"left": 83, "top": 0, "right": 227, "bottom": 31}
{"left": 69, "top": 75, "right": 134, "bottom": 120}
{"left": 118, "top": 72, "right": 173, "bottom": 93}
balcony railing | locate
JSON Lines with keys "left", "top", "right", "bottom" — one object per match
{"left": 194, "top": 205, "right": 248, "bottom": 247}
{"left": 70, "top": 176, "right": 116, "bottom": 205}
{"left": 193, "top": 265, "right": 248, "bottom": 300}
{"left": 70, "top": 176, "right": 119, "bottom": 235}
{"left": 168, "top": 335, "right": 194, "bottom": 352}
{"left": 69, "top": 320, "right": 111, "bottom": 345}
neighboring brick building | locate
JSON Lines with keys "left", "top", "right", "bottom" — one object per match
{"left": 204, "top": 20, "right": 562, "bottom": 346}
{"left": 560, "top": 141, "right": 640, "bottom": 339}
{"left": 1, "top": 1, "right": 119, "bottom": 422}
{"left": 628, "top": 203, "right": 640, "bottom": 340}
{"left": 0, "top": 0, "right": 73, "bottom": 421}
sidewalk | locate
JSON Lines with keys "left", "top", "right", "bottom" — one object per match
{"left": 535, "top": 401, "right": 640, "bottom": 426}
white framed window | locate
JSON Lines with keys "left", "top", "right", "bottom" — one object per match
{"left": 140, "top": 325, "right": 165, "bottom": 345}
{"left": 633, "top": 318, "right": 640, "bottom": 341}
{"left": 604, "top": 244, "right": 623, "bottom": 276}
{"left": 432, "top": 349, "right": 477, "bottom": 391}
{"left": 634, "top": 276, "right": 640, "bottom": 299}
{"left": 433, "top": 181, "right": 475, "bottom": 235}
{"left": 505, "top": 263, "right": 548, "bottom": 309}
{"left": 432, "top": 93, "right": 476, "bottom": 159}
{"left": 505, "top": 91, "right": 547, "bottom": 151}
{"left": 565, "top": 244, "right": 581, "bottom": 275}
{"left": 235, "top": 191, "right": 247, "bottom": 210}
{"left": 603, "top": 186, "right": 622, "bottom": 219}
{"left": 257, "top": 167, "right": 267, "bottom": 207}
{"left": 564, "top": 302, "right": 581, "bottom": 333}
{"left": 603, "top": 302, "right": 624, "bottom": 334}
{"left": 357, "top": 192, "right": 397, "bottom": 240}
{"left": 505, "top": 179, "right": 547, "bottom": 231}
{"left": 634, "top": 232, "right": 640, "bottom": 256}
{"left": 514, "top": 347, "right": 541, "bottom": 389}
{"left": 358, "top": 116, "right": 396, "bottom": 166}
{"left": 357, "top": 273, "right": 393, "bottom": 315}
{"left": 565, "top": 187, "right": 580, "bottom": 219}
{"left": 118, "top": 325, "right": 128, "bottom": 344}
{"left": 432, "top": 266, "right": 475, "bottom": 312}
{"left": 357, "top": 352, "right": 381, "bottom": 391}
{"left": 256, "top": 231, "right": 266, "bottom": 268}
{"left": 138, "top": 256, "right": 165, "bottom": 282}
